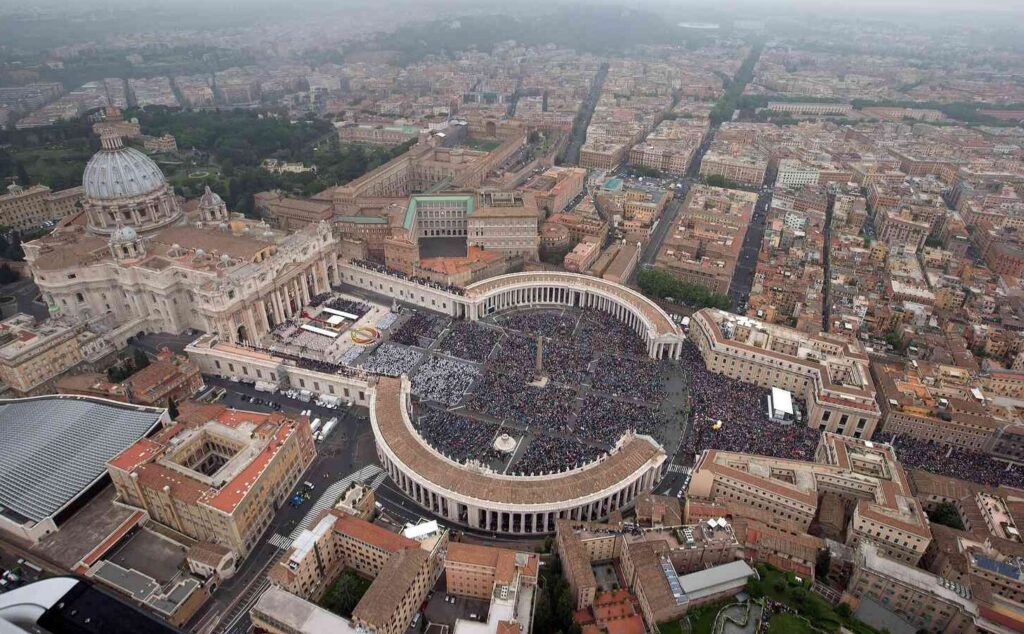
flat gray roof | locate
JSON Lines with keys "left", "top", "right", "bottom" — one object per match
{"left": 0, "top": 396, "right": 164, "bottom": 524}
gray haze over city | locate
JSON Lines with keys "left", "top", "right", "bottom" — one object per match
{"left": 2, "top": 2, "right": 1024, "bottom": 634}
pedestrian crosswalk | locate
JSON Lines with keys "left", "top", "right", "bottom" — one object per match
{"left": 271, "top": 465, "right": 386, "bottom": 547}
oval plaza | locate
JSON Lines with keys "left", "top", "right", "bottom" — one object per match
{"left": 190, "top": 267, "right": 685, "bottom": 535}
{"left": 363, "top": 270, "right": 681, "bottom": 534}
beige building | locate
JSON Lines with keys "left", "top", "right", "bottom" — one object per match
{"left": 336, "top": 122, "right": 419, "bottom": 146}
{"left": 519, "top": 166, "right": 586, "bottom": 216}
{"left": 445, "top": 542, "right": 538, "bottom": 600}
{"left": 0, "top": 312, "right": 131, "bottom": 394}
{"left": 580, "top": 142, "right": 628, "bottom": 170}
{"left": 263, "top": 509, "right": 444, "bottom": 634}
{"left": 107, "top": 406, "right": 316, "bottom": 558}
{"left": 698, "top": 151, "right": 767, "bottom": 187}
{"left": 629, "top": 142, "right": 695, "bottom": 176}
{"left": 689, "top": 433, "right": 932, "bottom": 565}
{"left": 444, "top": 542, "right": 538, "bottom": 633}
{"left": 848, "top": 542, "right": 978, "bottom": 633}
{"left": 0, "top": 184, "right": 83, "bottom": 231}
{"left": 690, "top": 309, "right": 881, "bottom": 437}
{"left": 871, "top": 360, "right": 1003, "bottom": 452}
{"left": 467, "top": 191, "right": 540, "bottom": 259}
{"left": 24, "top": 138, "right": 344, "bottom": 347}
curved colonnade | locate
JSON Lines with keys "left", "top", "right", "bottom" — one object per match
{"left": 371, "top": 376, "right": 667, "bottom": 535}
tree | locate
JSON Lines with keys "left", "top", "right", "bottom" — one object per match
{"left": 0, "top": 264, "right": 18, "bottom": 284}
{"left": 555, "top": 585, "right": 574, "bottom": 631}
{"left": 15, "top": 162, "right": 30, "bottom": 186}
{"left": 883, "top": 330, "right": 902, "bottom": 350}
{"left": 637, "top": 268, "right": 731, "bottom": 310}
{"left": 533, "top": 588, "right": 554, "bottom": 633}
{"left": 815, "top": 549, "right": 831, "bottom": 581}
{"left": 167, "top": 397, "right": 180, "bottom": 420}
{"left": 836, "top": 603, "right": 852, "bottom": 619}
{"left": 133, "top": 348, "right": 151, "bottom": 372}
{"left": 927, "top": 502, "right": 965, "bottom": 530}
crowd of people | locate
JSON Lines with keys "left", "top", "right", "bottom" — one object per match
{"left": 576, "top": 395, "right": 662, "bottom": 448}
{"left": 882, "top": 435, "right": 1024, "bottom": 489}
{"left": 361, "top": 343, "right": 422, "bottom": 377}
{"left": 468, "top": 370, "right": 576, "bottom": 433}
{"left": 351, "top": 259, "right": 466, "bottom": 296}
{"left": 591, "top": 355, "right": 664, "bottom": 403}
{"left": 414, "top": 409, "right": 501, "bottom": 465}
{"left": 391, "top": 311, "right": 449, "bottom": 347}
{"left": 436, "top": 321, "right": 502, "bottom": 362}
{"left": 494, "top": 310, "right": 578, "bottom": 340}
{"left": 324, "top": 297, "right": 370, "bottom": 317}
{"left": 381, "top": 306, "right": 674, "bottom": 475}
{"left": 410, "top": 356, "right": 479, "bottom": 406}
{"left": 680, "top": 342, "right": 819, "bottom": 461}
{"left": 512, "top": 435, "right": 605, "bottom": 476}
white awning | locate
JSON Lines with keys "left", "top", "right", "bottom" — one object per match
{"left": 771, "top": 387, "right": 794, "bottom": 415}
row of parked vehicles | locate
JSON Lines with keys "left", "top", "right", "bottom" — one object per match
{"left": 306, "top": 414, "right": 339, "bottom": 443}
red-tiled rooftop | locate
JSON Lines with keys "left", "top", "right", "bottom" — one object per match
{"left": 332, "top": 513, "right": 419, "bottom": 552}
{"left": 205, "top": 422, "right": 295, "bottom": 513}
{"left": 108, "top": 438, "right": 163, "bottom": 472}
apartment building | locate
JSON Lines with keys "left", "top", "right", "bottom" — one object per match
{"left": 849, "top": 542, "right": 977, "bottom": 633}
{"left": 699, "top": 151, "right": 767, "bottom": 187}
{"left": 690, "top": 434, "right": 931, "bottom": 566}
{"left": 871, "top": 360, "right": 1003, "bottom": 452}
{"left": 107, "top": 406, "right": 316, "bottom": 558}
{"left": 654, "top": 185, "right": 756, "bottom": 295}
{"left": 580, "top": 142, "right": 628, "bottom": 170}
{"left": 466, "top": 191, "right": 541, "bottom": 260}
{"left": 629, "top": 142, "right": 695, "bottom": 176}
{"left": 690, "top": 308, "right": 881, "bottom": 437}
{"left": 519, "top": 166, "right": 586, "bottom": 216}
{"left": 875, "top": 207, "right": 932, "bottom": 253}
{"left": 0, "top": 184, "right": 84, "bottom": 231}
{"left": 776, "top": 159, "right": 821, "bottom": 188}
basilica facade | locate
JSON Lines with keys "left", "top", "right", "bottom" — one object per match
{"left": 23, "top": 132, "right": 342, "bottom": 344}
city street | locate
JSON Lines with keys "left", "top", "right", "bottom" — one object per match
{"left": 726, "top": 186, "right": 774, "bottom": 312}
{"left": 559, "top": 63, "right": 608, "bottom": 166}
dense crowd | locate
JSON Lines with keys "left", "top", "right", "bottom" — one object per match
{"left": 576, "top": 395, "right": 662, "bottom": 448}
{"left": 391, "top": 311, "right": 449, "bottom": 347}
{"left": 396, "top": 306, "right": 671, "bottom": 475}
{"left": 468, "top": 371, "right": 576, "bottom": 433}
{"left": 591, "top": 355, "right": 663, "bottom": 403}
{"left": 410, "top": 356, "right": 479, "bottom": 406}
{"left": 512, "top": 435, "right": 605, "bottom": 476}
{"left": 882, "top": 435, "right": 1024, "bottom": 489}
{"left": 680, "top": 342, "right": 818, "bottom": 461}
{"left": 414, "top": 410, "right": 501, "bottom": 465}
{"left": 351, "top": 259, "right": 466, "bottom": 296}
{"left": 436, "top": 321, "right": 502, "bottom": 362}
{"left": 576, "top": 311, "right": 648, "bottom": 357}
{"left": 324, "top": 297, "right": 370, "bottom": 317}
{"left": 361, "top": 343, "right": 422, "bottom": 377}
{"left": 495, "top": 310, "right": 578, "bottom": 340}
